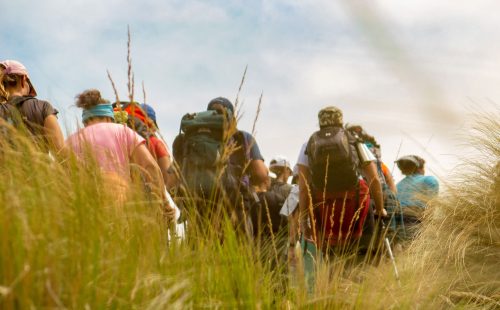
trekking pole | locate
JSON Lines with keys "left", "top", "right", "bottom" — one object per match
{"left": 379, "top": 216, "right": 401, "bottom": 285}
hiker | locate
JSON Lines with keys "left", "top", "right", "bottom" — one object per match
{"left": 395, "top": 155, "right": 439, "bottom": 238}
{"left": 346, "top": 124, "right": 399, "bottom": 251}
{"left": 278, "top": 165, "right": 301, "bottom": 267}
{"left": 0, "top": 60, "right": 64, "bottom": 155}
{"left": 114, "top": 102, "right": 172, "bottom": 188}
{"left": 251, "top": 174, "right": 288, "bottom": 242}
{"left": 206, "top": 97, "right": 268, "bottom": 186}
{"left": 269, "top": 155, "right": 294, "bottom": 200}
{"left": 296, "top": 106, "right": 386, "bottom": 255}
{"left": 172, "top": 97, "right": 267, "bottom": 236}
{"left": 346, "top": 124, "right": 397, "bottom": 192}
{"left": 65, "top": 89, "right": 174, "bottom": 218}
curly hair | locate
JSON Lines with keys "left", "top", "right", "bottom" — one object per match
{"left": 75, "top": 89, "right": 109, "bottom": 110}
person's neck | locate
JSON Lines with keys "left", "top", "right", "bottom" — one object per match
{"left": 8, "top": 90, "right": 26, "bottom": 98}
{"left": 276, "top": 175, "right": 287, "bottom": 183}
{"left": 84, "top": 118, "right": 112, "bottom": 127}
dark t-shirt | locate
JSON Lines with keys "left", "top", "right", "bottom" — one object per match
{"left": 239, "top": 130, "right": 264, "bottom": 162}
{"left": 8, "top": 96, "right": 58, "bottom": 148}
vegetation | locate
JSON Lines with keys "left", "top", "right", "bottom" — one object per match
{"left": 0, "top": 108, "right": 498, "bottom": 309}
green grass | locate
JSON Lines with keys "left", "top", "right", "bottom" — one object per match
{"left": 1, "top": 111, "right": 499, "bottom": 309}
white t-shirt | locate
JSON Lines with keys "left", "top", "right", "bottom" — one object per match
{"left": 296, "top": 142, "right": 309, "bottom": 167}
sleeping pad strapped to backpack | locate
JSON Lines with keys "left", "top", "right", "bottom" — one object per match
{"left": 306, "top": 126, "right": 370, "bottom": 247}
{"left": 113, "top": 102, "right": 152, "bottom": 140}
{"left": 173, "top": 110, "right": 247, "bottom": 211}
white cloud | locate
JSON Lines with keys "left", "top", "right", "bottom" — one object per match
{"left": 2, "top": 0, "right": 500, "bottom": 178}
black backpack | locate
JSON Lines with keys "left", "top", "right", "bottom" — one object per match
{"left": 250, "top": 191, "right": 287, "bottom": 238}
{"left": 306, "top": 126, "right": 360, "bottom": 192}
{"left": 173, "top": 110, "right": 247, "bottom": 202}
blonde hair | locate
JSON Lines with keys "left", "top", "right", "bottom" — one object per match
{"left": 0, "top": 67, "right": 8, "bottom": 103}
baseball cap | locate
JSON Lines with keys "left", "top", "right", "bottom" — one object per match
{"left": 207, "top": 97, "right": 235, "bottom": 115}
{"left": 395, "top": 155, "right": 421, "bottom": 169}
{"left": 141, "top": 103, "right": 158, "bottom": 126}
{"left": 318, "top": 106, "right": 343, "bottom": 127}
{"left": 0, "top": 60, "right": 37, "bottom": 97}
{"left": 269, "top": 155, "right": 292, "bottom": 174}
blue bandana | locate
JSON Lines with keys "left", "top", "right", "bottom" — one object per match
{"left": 82, "top": 104, "right": 115, "bottom": 122}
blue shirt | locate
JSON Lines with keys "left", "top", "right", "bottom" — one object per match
{"left": 396, "top": 174, "right": 439, "bottom": 208}
{"left": 240, "top": 130, "right": 264, "bottom": 161}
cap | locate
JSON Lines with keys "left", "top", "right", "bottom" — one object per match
{"left": 207, "top": 97, "right": 235, "bottom": 115}
{"left": 318, "top": 106, "right": 343, "bottom": 127}
{"left": 0, "top": 60, "right": 37, "bottom": 97}
{"left": 269, "top": 155, "right": 292, "bottom": 174}
{"left": 395, "top": 155, "right": 421, "bottom": 168}
{"left": 141, "top": 103, "right": 157, "bottom": 124}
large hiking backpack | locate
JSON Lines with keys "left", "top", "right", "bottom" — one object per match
{"left": 173, "top": 110, "right": 246, "bottom": 203}
{"left": 307, "top": 126, "right": 360, "bottom": 192}
{"left": 113, "top": 101, "right": 152, "bottom": 140}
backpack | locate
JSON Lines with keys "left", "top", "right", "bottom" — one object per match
{"left": 0, "top": 100, "right": 31, "bottom": 139}
{"left": 250, "top": 191, "right": 287, "bottom": 239}
{"left": 173, "top": 110, "right": 247, "bottom": 203}
{"left": 113, "top": 102, "right": 152, "bottom": 140}
{"left": 306, "top": 126, "right": 360, "bottom": 192}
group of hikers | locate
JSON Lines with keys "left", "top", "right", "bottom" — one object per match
{"left": 1, "top": 59, "right": 440, "bottom": 276}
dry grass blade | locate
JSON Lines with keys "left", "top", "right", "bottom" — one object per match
{"left": 106, "top": 70, "right": 121, "bottom": 109}
{"left": 251, "top": 92, "right": 263, "bottom": 137}
{"left": 142, "top": 80, "right": 147, "bottom": 105}
{"left": 127, "top": 25, "right": 134, "bottom": 103}
{"left": 234, "top": 65, "right": 247, "bottom": 112}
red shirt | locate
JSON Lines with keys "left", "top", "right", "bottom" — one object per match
{"left": 148, "top": 136, "right": 169, "bottom": 159}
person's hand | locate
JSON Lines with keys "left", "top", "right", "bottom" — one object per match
{"left": 374, "top": 208, "right": 388, "bottom": 218}
{"left": 163, "top": 201, "right": 177, "bottom": 224}
{"left": 288, "top": 242, "right": 298, "bottom": 268}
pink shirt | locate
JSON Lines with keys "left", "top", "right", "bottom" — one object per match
{"left": 66, "top": 123, "right": 145, "bottom": 179}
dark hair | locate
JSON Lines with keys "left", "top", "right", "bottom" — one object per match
{"left": 397, "top": 155, "right": 425, "bottom": 175}
{"left": 75, "top": 89, "right": 109, "bottom": 109}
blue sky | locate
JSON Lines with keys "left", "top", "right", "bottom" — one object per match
{"left": 2, "top": 0, "right": 500, "bottom": 181}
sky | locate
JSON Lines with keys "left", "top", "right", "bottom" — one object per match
{"left": 2, "top": 0, "right": 500, "bottom": 182}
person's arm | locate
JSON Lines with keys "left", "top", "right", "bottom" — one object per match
{"left": 298, "top": 164, "right": 314, "bottom": 240}
{"left": 384, "top": 170, "right": 397, "bottom": 193}
{"left": 131, "top": 144, "right": 165, "bottom": 199}
{"left": 157, "top": 155, "right": 171, "bottom": 187}
{"left": 249, "top": 159, "right": 268, "bottom": 186}
{"left": 43, "top": 114, "right": 65, "bottom": 156}
{"left": 362, "top": 162, "right": 386, "bottom": 216}
{"left": 131, "top": 144, "right": 175, "bottom": 220}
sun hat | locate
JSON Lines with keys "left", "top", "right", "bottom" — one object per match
{"left": 269, "top": 155, "right": 292, "bottom": 174}
{"left": 0, "top": 60, "right": 37, "bottom": 97}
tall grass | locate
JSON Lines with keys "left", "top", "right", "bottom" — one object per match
{"left": 1, "top": 110, "right": 498, "bottom": 308}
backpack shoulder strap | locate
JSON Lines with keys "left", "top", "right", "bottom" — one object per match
{"left": 233, "top": 130, "right": 248, "bottom": 161}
